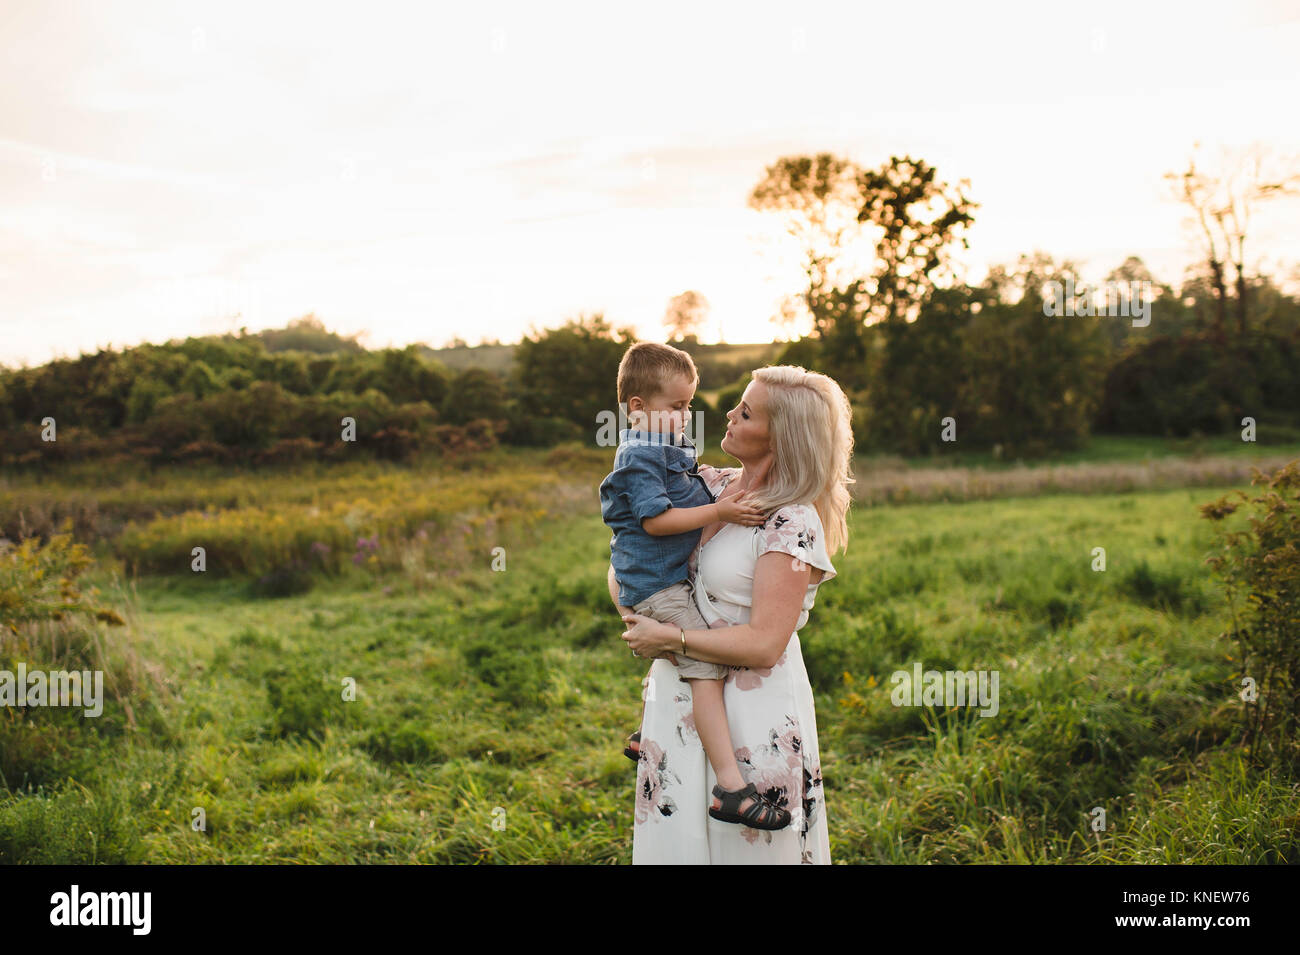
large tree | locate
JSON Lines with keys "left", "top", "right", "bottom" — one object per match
{"left": 511, "top": 313, "right": 635, "bottom": 431}
{"left": 1166, "top": 143, "right": 1300, "bottom": 338}
{"left": 664, "top": 290, "right": 710, "bottom": 342}
{"left": 856, "top": 155, "right": 977, "bottom": 326}
{"left": 748, "top": 153, "right": 976, "bottom": 388}
{"left": 748, "top": 153, "right": 868, "bottom": 343}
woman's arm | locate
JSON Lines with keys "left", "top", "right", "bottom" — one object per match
{"left": 621, "top": 551, "right": 810, "bottom": 669}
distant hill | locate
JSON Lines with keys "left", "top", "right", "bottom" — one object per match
{"left": 421, "top": 339, "right": 782, "bottom": 382}
{"left": 419, "top": 342, "right": 516, "bottom": 375}
{"left": 248, "top": 317, "right": 781, "bottom": 391}
{"left": 164, "top": 314, "right": 782, "bottom": 381}
{"left": 256, "top": 315, "right": 366, "bottom": 354}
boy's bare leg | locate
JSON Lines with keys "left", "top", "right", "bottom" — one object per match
{"left": 688, "top": 677, "right": 762, "bottom": 815}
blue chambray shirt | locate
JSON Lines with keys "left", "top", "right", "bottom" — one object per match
{"left": 599, "top": 428, "right": 715, "bottom": 608}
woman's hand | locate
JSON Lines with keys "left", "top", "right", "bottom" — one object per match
{"left": 621, "top": 613, "right": 679, "bottom": 664}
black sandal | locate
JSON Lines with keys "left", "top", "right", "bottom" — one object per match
{"left": 709, "top": 782, "right": 791, "bottom": 830}
{"left": 624, "top": 730, "right": 641, "bottom": 762}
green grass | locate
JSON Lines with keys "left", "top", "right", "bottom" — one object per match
{"left": 2, "top": 461, "right": 1297, "bottom": 863}
{"left": 859, "top": 433, "right": 1300, "bottom": 472}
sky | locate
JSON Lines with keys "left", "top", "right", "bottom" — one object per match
{"left": 2, "top": 0, "right": 1299, "bottom": 368}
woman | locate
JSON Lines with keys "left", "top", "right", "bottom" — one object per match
{"left": 615, "top": 365, "right": 854, "bottom": 864}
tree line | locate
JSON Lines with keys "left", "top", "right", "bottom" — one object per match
{"left": 738, "top": 150, "right": 1300, "bottom": 456}
{"left": 0, "top": 313, "right": 762, "bottom": 468}
{"left": 3, "top": 148, "right": 1298, "bottom": 468}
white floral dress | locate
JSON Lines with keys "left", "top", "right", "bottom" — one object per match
{"left": 632, "top": 465, "right": 836, "bottom": 864}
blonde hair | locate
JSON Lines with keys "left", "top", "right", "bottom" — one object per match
{"left": 617, "top": 342, "right": 698, "bottom": 409}
{"left": 740, "top": 366, "right": 855, "bottom": 557}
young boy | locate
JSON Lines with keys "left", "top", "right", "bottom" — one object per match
{"left": 599, "top": 342, "right": 791, "bottom": 830}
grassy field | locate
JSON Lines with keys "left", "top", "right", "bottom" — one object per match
{"left": 861, "top": 433, "right": 1300, "bottom": 471}
{"left": 1, "top": 446, "right": 1297, "bottom": 863}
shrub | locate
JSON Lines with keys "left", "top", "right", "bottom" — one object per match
{"left": 0, "top": 523, "right": 168, "bottom": 785}
{"left": 246, "top": 558, "right": 315, "bottom": 598}
{"left": 1201, "top": 461, "right": 1300, "bottom": 766}
{"left": 511, "top": 314, "right": 631, "bottom": 432}
{"left": 255, "top": 437, "right": 322, "bottom": 466}
{"left": 501, "top": 404, "right": 582, "bottom": 447}
{"left": 714, "top": 373, "right": 751, "bottom": 419}
{"left": 1098, "top": 330, "right": 1300, "bottom": 437}
{"left": 440, "top": 368, "right": 507, "bottom": 425}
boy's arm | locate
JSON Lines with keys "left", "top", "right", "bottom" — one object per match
{"left": 641, "top": 462, "right": 741, "bottom": 534}
{"left": 610, "top": 448, "right": 761, "bottom": 536}
{"left": 641, "top": 501, "right": 721, "bottom": 536}
{"left": 643, "top": 494, "right": 766, "bottom": 535}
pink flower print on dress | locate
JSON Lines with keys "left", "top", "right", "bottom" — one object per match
{"left": 756, "top": 508, "right": 817, "bottom": 560}
{"left": 753, "top": 764, "right": 799, "bottom": 816}
{"left": 726, "top": 650, "right": 786, "bottom": 691}
{"left": 774, "top": 723, "right": 804, "bottom": 770}
{"left": 634, "top": 739, "right": 679, "bottom": 825}
{"left": 730, "top": 663, "right": 772, "bottom": 691}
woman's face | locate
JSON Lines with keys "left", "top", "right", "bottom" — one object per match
{"left": 720, "top": 380, "right": 772, "bottom": 463}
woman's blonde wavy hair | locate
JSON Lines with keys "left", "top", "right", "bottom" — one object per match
{"left": 738, "top": 366, "right": 855, "bottom": 557}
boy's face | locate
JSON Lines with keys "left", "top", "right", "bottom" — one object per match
{"left": 628, "top": 373, "right": 695, "bottom": 435}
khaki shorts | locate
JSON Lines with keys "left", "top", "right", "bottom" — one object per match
{"left": 632, "top": 581, "right": 728, "bottom": 681}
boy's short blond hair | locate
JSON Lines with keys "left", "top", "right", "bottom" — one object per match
{"left": 617, "top": 342, "right": 698, "bottom": 408}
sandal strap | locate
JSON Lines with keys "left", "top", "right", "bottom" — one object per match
{"left": 712, "top": 782, "right": 788, "bottom": 826}
{"left": 712, "top": 782, "right": 757, "bottom": 811}
{"left": 743, "top": 795, "right": 784, "bottom": 826}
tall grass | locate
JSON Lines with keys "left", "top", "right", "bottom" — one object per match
{"left": 0, "top": 526, "right": 171, "bottom": 794}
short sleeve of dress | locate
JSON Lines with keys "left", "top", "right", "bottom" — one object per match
{"left": 752, "top": 503, "right": 837, "bottom": 583}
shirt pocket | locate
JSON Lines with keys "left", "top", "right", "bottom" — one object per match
{"left": 664, "top": 456, "right": 699, "bottom": 498}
